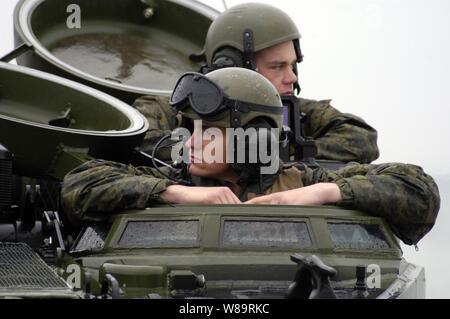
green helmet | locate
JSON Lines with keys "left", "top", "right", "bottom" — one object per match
{"left": 203, "top": 3, "right": 302, "bottom": 69}
{"left": 171, "top": 67, "right": 283, "bottom": 181}
{"left": 177, "top": 67, "right": 283, "bottom": 129}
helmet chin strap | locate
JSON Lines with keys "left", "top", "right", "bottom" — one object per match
{"left": 293, "top": 39, "right": 303, "bottom": 95}
{"left": 294, "top": 65, "right": 301, "bottom": 95}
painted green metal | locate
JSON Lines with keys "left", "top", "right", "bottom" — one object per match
{"left": 0, "top": 62, "right": 148, "bottom": 180}
{"left": 63, "top": 205, "right": 404, "bottom": 298}
{"left": 13, "top": 0, "right": 219, "bottom": 104}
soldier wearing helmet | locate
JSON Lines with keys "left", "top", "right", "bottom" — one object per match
{"left": 171, "top": 68, "right": 284, "bottom": 187}
{"left": 201, "top": 2, "right": 303, "bottom": 93}
{"left": 62, "top": 68, "right": 439, "bottom": 246}
{"left": 134, "top": 2, "right": 379, "bottom": 164}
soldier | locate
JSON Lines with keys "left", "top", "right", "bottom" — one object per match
{"left": 62, "top": 68, "right": 440, "bottom": 246}
{"left": 135, "top": 2, "right": 379, "bottom": 164}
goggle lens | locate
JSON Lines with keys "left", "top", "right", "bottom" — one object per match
{"left": 171, "top": 75, "right": 193, "bottom": 105}
{"left": 171, "top": 73, "right": 224, "bottom": 116}
{"left": 190, "top": 79, "right": 222, "bottom": 115}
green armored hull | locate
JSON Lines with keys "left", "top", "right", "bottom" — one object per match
{"left": 57, "top": 205, "right": 424, "bottom": 299}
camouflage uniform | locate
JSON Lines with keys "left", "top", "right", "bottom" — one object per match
{"left": 299, "top": 98, "right": 379, "bottom": 163}
{"left": 133, "top": 95, "right": 379, "bottom": 164}
{"left": 61, "top": 159, "right": 439, "bottom": 245}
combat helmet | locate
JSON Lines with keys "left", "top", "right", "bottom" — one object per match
{"left": 201, "top": 2, "right": 303, "bottom": 90}
{"left": 170, "top": 67, "right": 284, "bottom": 182}
{"left": 170, "top": 67, "right": 283, "bottom": 129}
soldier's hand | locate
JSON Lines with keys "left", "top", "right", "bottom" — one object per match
{"left": 244, "top": 183, "right": 342, "bottom": 205}
{"left": 161, "top": 185, "right": 242, "bottom": 205}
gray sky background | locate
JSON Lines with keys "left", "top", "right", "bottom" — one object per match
{"left": 1, "top": 0, "right": 449, "bottom": 298}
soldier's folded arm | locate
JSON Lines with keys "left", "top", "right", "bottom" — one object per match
{"left": 61, "top": 160, "right": 241, "bottom": 226}
{"left": 300, "top": 98, "right": 380, "bottom": 164}
{"left": 61, "top": 159, "right": 178, "bottom": 226}
{"left": 300, "top": 162, "right": 441, "bottom": 245}
{"left": 62, "top": 158, "right": 440, "bottom": 245}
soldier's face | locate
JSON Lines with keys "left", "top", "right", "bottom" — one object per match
{"left": 254, "top": 41, "right": 298, "bottom": 96}
{"left": 185, "top": 125, "right": 231, "bottom": 178}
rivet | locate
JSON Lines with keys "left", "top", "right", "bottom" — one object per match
{"left": 143, "top": 8, "right": 154, "bottom": 19}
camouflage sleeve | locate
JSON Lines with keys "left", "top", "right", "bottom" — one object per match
{"left": 133, "top": 95, "right": 180, "bottom": 160}
{"left": 61, "top": 159, "right": 178, "bottom": 225}
{"left": 301, "top": 163, "right": 441, "bottom": 245}
{"left": 300, "top": 98, "right": 379, "bottom": 163}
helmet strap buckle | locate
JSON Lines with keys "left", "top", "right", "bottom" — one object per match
{"left": 242, "top": 29, "right": 255, "bottom": 70}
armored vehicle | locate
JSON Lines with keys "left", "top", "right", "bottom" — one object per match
{"left": 0, "top": 0, "right": 426, "bottom": 299}
{"left": 56, "top": 206, "right": 425, "bottom": 299}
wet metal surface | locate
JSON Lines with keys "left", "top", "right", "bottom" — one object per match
{"left": 118, "top": 220, "right": 200, "bottom": 248}
{"left": 222, "top": 220, "right": 312, "bottom": 248}
{"left": 0, "top": 100, "right": 128, "bottom": 131}
{"left": 50, "top": 27, "right": 201, "bottom": 91}
{"left": 0, "top": 100, "right": 55, "bottom": 125}
{"left": 328, "top": 222, "right": 391, "bottom": 250}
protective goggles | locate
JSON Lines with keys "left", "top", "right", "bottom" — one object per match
{"left": 170, "top": 72, "right": 283, "bottom": 119}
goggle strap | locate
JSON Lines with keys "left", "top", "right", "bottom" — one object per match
{"left": 224, "top": 98, "right": 283, "bottom": 115}
{"left": 170, "top": 72, "right": 283, "bottom": 118}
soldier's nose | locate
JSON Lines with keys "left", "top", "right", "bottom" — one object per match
{"left": 285, "top": 67, "right": 298, "bottom": 85}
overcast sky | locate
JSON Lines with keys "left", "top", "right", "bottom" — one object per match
{"left": 2, "top": 0, "right": 449, "bottom": 176}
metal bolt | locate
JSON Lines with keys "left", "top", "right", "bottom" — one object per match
{"left": 143, "top": 8, "right": 154, "bottom": 19}
{"left": 196, "top": 275, "right": 206, "bottom": 287}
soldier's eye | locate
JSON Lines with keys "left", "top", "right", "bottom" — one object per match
{"left": 270, "top": 65, "right": 283, "bottom": 71}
